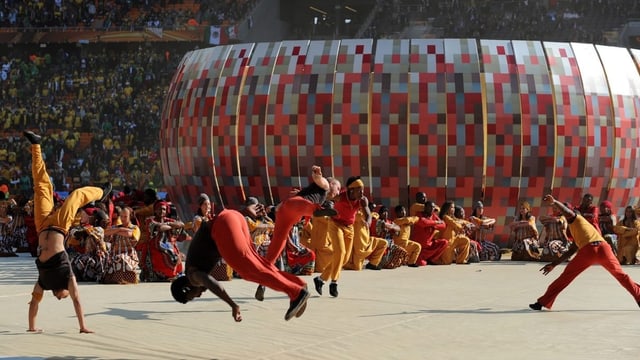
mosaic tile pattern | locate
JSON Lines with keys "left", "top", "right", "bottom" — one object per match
{"left": 161, "top": 46, "right": 228, "bottom": 218}
{"left": 161, "top": 39, "right": 640, "bottom": 238}
{"left": 479, "top": 39, "right": 521, "bottom": 238}
{"left": 212, "top": 43, "right": 254, "bottom": 207}
{"left": 371, "top": 39, "right": 410, "bottom": 207}
{"left": 512, "top": 40, "right": 555, "bottom": 214}
{"left": 408, "top": 39, "right": 448, "bottom": 203}
{"left": 443, "top": 39, "right": 483, "bottom": 209}
{"left": 296, "top": 40, "right": 339, "bottom": 188}
{"left": 571, "top": 43, "right": 614, "bottom": 207}
{"left": 544, "top": 42, "right": 588, "bottom": 204}
{"left": 237, "top": 42, "right": 280, "bottom": 206}
{"left": 266, "top": 40, "right": 310, "bottom": 204}
{"left": 597, "top": 45, "right": 640, "bottom": 209}
{"left": 331, "top": 39, "right": 373, "bottom": 189}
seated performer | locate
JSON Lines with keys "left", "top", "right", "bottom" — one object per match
{"left": 24, "top": 131, "right": 111, "bottom": 333}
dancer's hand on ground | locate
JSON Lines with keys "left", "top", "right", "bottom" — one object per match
{"left": 232, "top": 306, "right": 242, "bottom": 322}
{"left": 540, "top": 263, "right": 555, "bottom": 275}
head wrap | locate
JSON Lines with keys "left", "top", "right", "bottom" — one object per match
{"left": 198, "top": 193, "right": 210, "bottom": 206}
{"left": 243, "top": 197, "right": 259, "bottom": 209}
{"left": 600, "top": 200, "right": 613, "bottom": 209}
{"left": 347, "top": 176, "right": 364, "bottom": 189}
{"left": 154, "top": 200, "right": 169, "bottom": 212}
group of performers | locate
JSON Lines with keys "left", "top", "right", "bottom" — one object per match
{"left": 17, "top": 130, "right": 640, "bottom": 333}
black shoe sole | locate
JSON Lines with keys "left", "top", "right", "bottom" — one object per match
{"left": 285, "top": 289, "right": 310, "bottom": 321}
{"left": 313, "top": 208, "right": 338, "bottom": 217}
{"left": 23, "top": 131, "right": 41, "bottom": 145}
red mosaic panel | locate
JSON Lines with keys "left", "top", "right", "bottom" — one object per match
{"left": 571, "top": 43, "right": 614, "bottom": 207}
{"left": 237, "top": 42, "right": 280, "bottom": 206}
{"left": 597, "top": 45, "right": 640, "bottom": 209}
{"left": 544, "top": 42, "right": 587, "bottom": 203}
{"left": 443, "top": 39, "right": 484, "bottom": 209}
{"left": 370, "top": 39, "right": 410, "bottom": 207}
{"left": 296, "top": 40, "right": 339, "bottom": 181}
{"left": 161, "top": 46, "right": 228, "bottom": 218}
{"left": 160, "top": 39, "right": 640, "bottom": 228}
{"left": 266, "top": 40, "right": 310, "bottom": 204}
{"left": 408, "top": 39, "right": 447, "bottom": 204}
{"left": 212, "top": 43, "right": 254, "bottom": 207}
{"left": 332, "top": 39, "right": 373, "bottom": 189}
{"left": 479, "top": 39, "right": 521, "bottom": 241}
{"left": 512, "top": 40, "right": 555, "bottom": 214}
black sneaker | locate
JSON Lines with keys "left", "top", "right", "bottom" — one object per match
{"left": 365, "top": 262, "right": 381, "bottom": 270}
{"left": 295, "top": 300, "right": 307, "bottom": 318}
{"left": 529, "top": 302, "right": 543, "bottom": 311}
{"left": 329, "top": 282, "right": 338, "bottom": 298}
{"left": 285, "top": 288, "right": 310, "bottom": 321}
{"left": 100, "top": 182, "right": 112, "bottom": 203}
{"left": 254, "top": 285, "right": 265, "bottom": 302}
{"left": 24, "top": 131, "right": 41, "bottom": 145}
{"left": 313, "top": 207, "right": 338, "bottom": 217}
{"left": 313, "top": 276, "right": 324, "bottom": 295}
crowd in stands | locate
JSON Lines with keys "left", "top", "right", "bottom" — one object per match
{"left": 0, "top": 0, "right": 257, "bottom": 30}
{"left": 365, "top": 0, "right": 640, "bottom": 46}
{"left": 0, "top": 42, "right": 193, "bottom": 197}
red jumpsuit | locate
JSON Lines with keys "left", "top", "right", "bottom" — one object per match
{"left": 411, "top": 214, "right": 449, "bottom": 264}
{"left": 213, "top": 209, "right": 305, "bottom": 300}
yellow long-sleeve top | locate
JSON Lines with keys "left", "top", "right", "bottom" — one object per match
{"left": 393, "top": 216, "right": 419, "bottom": 246}
{"left": 613, "top": 219, "right": 640, "bottom": 242}
{"left": 441, "top": 214, "right": 464, "bottom": 241}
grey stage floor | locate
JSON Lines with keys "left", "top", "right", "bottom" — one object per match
{"left": 1, "top": 254, "right": 640, "bottom": 360}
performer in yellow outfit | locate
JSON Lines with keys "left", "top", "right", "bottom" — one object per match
{"left": 436, "top": 201, "right": 471, "bottom": 265}
{"left": 25, "top": 131, "right": 110, "bottom": 333}
{"left": 392, "top": 205, "right": 423, "bottom": 267}
{"left": 314, "top": 176, "right": 369, "bottom": 297}
{"left": 344, "top": 208, "right": 387, "bottom": 270}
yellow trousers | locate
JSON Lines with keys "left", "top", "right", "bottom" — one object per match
{"left": 32, "top": 144, "right": 103, "bottom": 235}
{"left": 394, "top": 238, "right": 422, "bottom": 265}
{"left": 306, "top": 216, "right": 334, "bottom": 273}
{"left": 320, "top": 220, "right": 354, "bottom": 282}
{"left": 436, "top": 235, "right": 471, "bottom": 265}
{"left": 344, "top": 236, "right": 387, "bottom": 270}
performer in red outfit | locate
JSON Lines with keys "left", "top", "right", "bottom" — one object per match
{"left": 574, "top": 193, "right": 600, "bottom": 234}
{"left": 265, "top": 165, "right": 336, "bottom": 265}
{"left": 530, "top": 195, "right": 640, "bottom": 311}
{"left": 411, "top": 201, "right": 449, "bottom": 265}
{"left": 171, "top": 209, "right": 310, "bottom": 321}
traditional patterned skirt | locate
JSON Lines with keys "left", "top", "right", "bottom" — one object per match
{"left": 379, "top": 243, "right": 408, "bottom": 269}
{"left": 478, "top": 240, "right": 502, "bottom": 261}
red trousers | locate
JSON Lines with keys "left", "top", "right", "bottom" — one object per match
{"left": 266, "top": 196, "right": 317, "bottom": 264}
{"left": 416, "top": 238, "right": 449, "bottom": 264}
{"left": 212, "top": 209, "right": 305, "bottom": 300}
{"left": 538, "top": 241, "right": 640, "bottom": 309}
